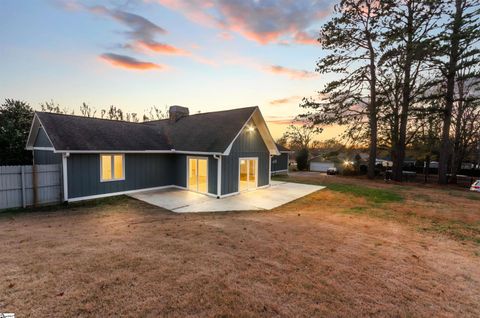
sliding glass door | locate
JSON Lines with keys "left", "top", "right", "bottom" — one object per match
{"left": 239, "top": 158, "right": 258, "bottom": 192}
{"left": 188, "top": 158, "right": 208, "bottom": 193}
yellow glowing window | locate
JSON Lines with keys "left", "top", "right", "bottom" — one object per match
{"left": 101, "top": 154, "right": 124, "bottom": 181}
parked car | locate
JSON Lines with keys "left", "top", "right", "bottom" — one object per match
{"left": 326, "top": 167, "right": 338, "bottom": 175}
{"left": 470, "top": 180, "right": 480, "bottom": 192}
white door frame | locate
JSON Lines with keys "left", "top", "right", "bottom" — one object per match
{"left": 186, "top": 156, "right": 209, "bottom": 194}
{"left": 238, "top": 157, "right": 258, "bottom": 192}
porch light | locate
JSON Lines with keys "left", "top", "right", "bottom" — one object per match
{"left": 247, "top": 126, "right": 254, "bottom": 132}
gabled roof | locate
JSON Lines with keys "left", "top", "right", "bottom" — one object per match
{"left": 26, "top": 106, "right": 280, "bottom": 155}
{"left": 143, "top": 107, "right": 257, "bottom": 153}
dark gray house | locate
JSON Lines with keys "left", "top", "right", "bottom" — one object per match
{"left": 270, "top": 143, "right": 292, "bottom": 175}
{"left": 26, "top": 106, "right": 280, "bottom": 202}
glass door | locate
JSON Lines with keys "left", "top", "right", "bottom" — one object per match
{"left": 188, "top": 158, "right": 208, "bottom": 193}
{"left": 239, "top": 158, "right": 258, "bottom": 192}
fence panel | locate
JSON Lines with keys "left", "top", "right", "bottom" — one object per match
{"left": 0, "top": 164, "right": 62, "bottom": 210}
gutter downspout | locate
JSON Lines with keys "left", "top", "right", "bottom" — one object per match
{"left": 269, "top": 154, "right": 272, "bottom": 186}
{"left": 213, "top": 155, "right": 221, "bottom": 198}
{"left": 62, "top": 152, "right": 69, "bottom": 202}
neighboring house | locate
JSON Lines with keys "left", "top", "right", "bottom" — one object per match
{"left": 309, "top": 156, "right": 336, "bottom": 172}
{"left": 270, "top": 144, "right": 292, "bottom": 175}
{"left": 26, "top": 106, "right": 280, "bottom": 202}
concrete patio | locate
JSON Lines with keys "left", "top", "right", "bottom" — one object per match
{"left": 129, "top": 181, "right": 324, "bottom": 213}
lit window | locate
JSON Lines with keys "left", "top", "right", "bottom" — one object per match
{"left": 101, "top": 154, "right": 124, "bottom": 182}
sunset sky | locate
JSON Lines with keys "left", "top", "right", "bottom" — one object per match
{"left": 0, "top": 0, "right": 341, "bottom": 140}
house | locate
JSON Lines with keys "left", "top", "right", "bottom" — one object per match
{"left": 309, "top": 156, "right": 336, "bottom": 172}
{"left": 25, "top": 106, "right": 280, "bottom": 202}
{"left": 270, "top": 144, "right": 292, "bottom": 175}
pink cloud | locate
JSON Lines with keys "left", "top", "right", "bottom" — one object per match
{"left": 100, "top": 53, "right": 163, "bottom": 70}
{"left": 265, "top": 65, "right": 316, "bottom": 79}
{"left": 134, "top": 40, "right": 190, "bottom": 55}
{"left": 153, "top": 0, "right": 332, "bottom": 45}
{"left": 270, "top": 95, "right": 302, "bottom": 105}
{"left": 294, "top": 31, "right": 319, "bottom": 45}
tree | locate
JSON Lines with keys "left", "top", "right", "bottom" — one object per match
{"left": 302, "top": 0, "right": 388, "bottom": 179}
{"left": 40, "top": 100, "right": 73, "bottom": 114}
{"left": 79, "top": 102, "right": 97, "bottom": 117}
{"left": 280, "top": 118, "right": 322, "bottom": 171}
{"left": 450, "top": 71, "right": 480, "bottom": 181}
{"left": 296, "top": 148, "right": 310, "bottom": 171}
{"left": 0, "top": 99, "right": 34, "bottom": 165}
{"left": 437, "top": 0, "right": 480, "bottom": 184}
{"left": 143, "top": 106, "right": 168, "bottom": 121}
{"left": 382, "top": 0, "right": 442, "bottom": 181}
{"left": 280, "top": 120, "right": 322, "bottom": 151}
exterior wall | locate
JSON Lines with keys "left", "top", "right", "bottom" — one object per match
{"left": 33, "top": 127, "right": 61, "bottom": 165}
{"left": 171, "top": 154, "right": 218, "bottom": 195}
{"left": 34, "top": 127, "right": 52, "bottom": 148}
{"left": 67, "top": 153, "right": 175, "bottom": 199}
{"left": 271, "top": 153, "right": 289, "bottom": 173}
{"left": 221, "top": 120, "right": 270, "bottom": 195}
{"left": 67, "top": 153, "right": 218, "bottom": 199}
{"left": 34, "top": 150, "right": 61, "bottom": 165}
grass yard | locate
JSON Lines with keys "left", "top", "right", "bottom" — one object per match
{"left": 1, "top": 172, "right": 479, "bottom": 317}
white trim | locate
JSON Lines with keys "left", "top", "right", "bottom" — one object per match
{"left": 238, "top": 157, "right": 258, "bottom": 192}
{"left": 67, "top": 185, "right": 172, "bottom": 202}
{"left": 214, "top": 155, "right": 222, "bottom": 198}
{"left": 25, "top": 113, "right": 39, "bottom": 150}
{"left": 271, "top": 169, "right": 289, "bottom": 173}
{"left": 62, "top": 153, "right": 69, "bottom": 202}
{"left": 54, "top": 149, "right": 222, "bottom": 155}
{"left": 268, "top": 155, "right": 272, "bottom": 184}
{"left": 68, "top": 184, "right": 220, "bottom": 202}
{"left": 100, "top": 154, "right": 125, "bottom": 182}
{"left": 186, "top": 156, "right": 209, "bottom": 194}
{"left": 33, "top": 147, "right": 55, "bottom": 151}
{"left": 35, "top": 114, "right": 57, "bottom": 151}
{"left": 219, "top": 191, "right": 239, "bottom": 198}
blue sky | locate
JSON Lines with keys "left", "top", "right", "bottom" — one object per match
{"left": 0, "top": 0, "right": 338, "bottom": 139}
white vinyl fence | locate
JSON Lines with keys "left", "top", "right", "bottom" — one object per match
{"left": 0, "top": 164, "right": 62, "bottom": 210}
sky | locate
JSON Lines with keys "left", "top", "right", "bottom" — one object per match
{"left": 0, "top": 0, "right": 341, "bottom": 140}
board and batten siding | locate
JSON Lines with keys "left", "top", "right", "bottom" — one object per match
{"left": 271, "top": 153, "right": 289, "bottom": 173}
{"left": 67, "top": 153, "right": 175, "bottom": 199}
{"left": 67, "top": 153, "right": 219, "bottom": 199}
{"left": 221, "top": 120, "right": 270, "bottom": 195}
{"left": 34, "top": 127, "right": 52, "bottom": 148}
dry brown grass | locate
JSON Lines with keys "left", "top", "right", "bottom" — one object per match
{"left": 1, "top": 175, "right": 479, "bottom": 317}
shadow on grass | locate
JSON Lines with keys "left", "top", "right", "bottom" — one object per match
{"left": 0, "top": 195, "right": 133, "bottom": 218}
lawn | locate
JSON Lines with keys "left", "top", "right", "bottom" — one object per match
{"left": 1, "top": 172, "right": 479, "bottom": 317}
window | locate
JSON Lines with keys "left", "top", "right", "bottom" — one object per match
{"left": 101, "top": 154, "right": 124, "bottom": 182}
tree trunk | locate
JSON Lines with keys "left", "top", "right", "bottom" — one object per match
{"left": 450, "top": 90, "right": 465, "bottom": 183}
{"left": 438, "top": 0, "right": 463, "bottom": 184}
{"left": 367, "top": 36, "right": 377, "bottom": 180}
{"left": 392, "top": 2, "right": 414, "bottom": 182}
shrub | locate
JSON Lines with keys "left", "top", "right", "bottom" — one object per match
{"left": 296, "top": 148, "right": 309, "bottom": 171}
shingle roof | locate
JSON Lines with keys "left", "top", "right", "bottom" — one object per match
{"left": 35, "top": 106, "right": 258, "bottom": 153}
{"left": 275, "top": 143, "right": 291, "bottom": 152}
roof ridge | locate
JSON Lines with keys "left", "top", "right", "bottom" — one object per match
{"left": 35, "top": 111, "right": 148, "bottom": 125}
{"left": 143, "top": 106, "right": 258, "bottom": 124}
{"left": 36, "top": 106, "right": 259, "bottom": 125}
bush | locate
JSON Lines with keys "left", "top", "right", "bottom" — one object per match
{"left": 296, "top": 148, "right": 309, "bottom": 171}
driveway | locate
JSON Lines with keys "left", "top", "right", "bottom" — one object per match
{"left": 129, "top": 181, "right": 324, "bottom": 212}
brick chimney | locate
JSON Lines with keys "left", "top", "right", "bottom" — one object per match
{"left": 169, "top": 105, "right": 189, "bottom": 122}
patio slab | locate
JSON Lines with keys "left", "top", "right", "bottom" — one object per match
{"left": 129, "top": 181, "right": 324, "bottom": 213}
